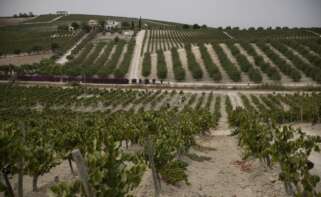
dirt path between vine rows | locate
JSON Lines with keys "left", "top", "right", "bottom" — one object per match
{"left": 266, "top": 43, "right": 312, "bottom": 83}
{"left": 220, "top": 43, "right": 250, "bottom": 83}
{"left": 134, "top": 134, "right": 287, "bottom": 197}
{"left": 134, "top": 93, "right": 287, "bottom": 197}
{"left": 235, "top": 43, "right": 271, "bottom": 83}
{"left": 164, "top": 50, "right": 175, "bottom": 81}
{"left": 177, "top": 48, "right": 195, "bottom": 82}
{"left": 192, "top": 46, "right": 211, "bottom": 82}
{"left": 150, "top": 52, "right": 158, "bottom": 80}
{"left": 205, "top": 44, "right": 232, "bottom": 83}
{"left": 251, "top": 43, "right": 292, "bottom": 83}
{"left": 56, "top": 33, "right": 89, "bottom": 65}
{"left": 128, "top": 30, "right": 145, "bottom": 81}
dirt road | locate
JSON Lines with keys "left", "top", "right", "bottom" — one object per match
{"left": 128, "top": 30, "right": 145, "bottom": 81}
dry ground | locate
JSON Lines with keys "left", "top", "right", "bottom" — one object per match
{"left": 0, "top": 53, "right": 52, "bottom": 66}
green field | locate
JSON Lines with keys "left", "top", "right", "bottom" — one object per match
{"left": 25, "top": 14, "right": 60, "bottom": 23}
{"left": 0, "top": 23, "right": 83, "bottom": 55}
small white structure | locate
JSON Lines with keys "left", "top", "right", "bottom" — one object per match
{"left": 123, "top": 30, "right": 134, "bottom": 37}
{"left": 88, "top": 19, "right": 98, "bottom": 30}
{"left": 105, "top": 20, "right": 121, "bottom": 31}
{"left": 68, "top": 25, "right": 75, "bottom": 32}
{"left": 56, "top": 11, "right": 68, "bottom": 16}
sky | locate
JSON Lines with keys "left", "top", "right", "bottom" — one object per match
{"left": 0, "top": 0, "right": 321, "bottom": 28}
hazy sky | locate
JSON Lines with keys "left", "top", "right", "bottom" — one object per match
{"left": 1, "top": 0, "right": 320, "bottom": 28}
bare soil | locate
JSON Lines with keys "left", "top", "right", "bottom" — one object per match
{"left": 235, "top": 43, "right": 271, "bottom": 83}
{"left": 178, "top": 48, "right": 195, "bottom": 82}
{"left": 251, "top": 43, "right": 292, "bottom": 83}
{"left": 133, "top": 135, "right": 286, "bottom": 197}
{"left": 164, "top": 50, "right": 175, "bottom": 81}
{"left": 220, "top": 43, "right": 250, "bottom": 82}
{"left": 191, "top": 46, "right": 211, "bottom": 82}
{"left": 205, "top": 44, "right": 232, "bottom": 83}
{"left": 266, "top": 43, "right": 313, "bottom": 83}
{"left": 0, "top": 53, "right": 52, "bottom": 66}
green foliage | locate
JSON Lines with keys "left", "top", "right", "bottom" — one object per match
{"left": 114, "top": 40, "right": 136, "bottom": 78}
{"left": 212, "top": 43, "right": 241, "bottom": 82}
{"left": 159, "top": 160, "right": 189, "bottom": 185}
{"left": 230, "top": 109, "right": 321, "bottom": 196}
{"left": 156, "top": 50, "right": 167, "bottom": 79}
{"left": 227, "top": 43, "right": 262, "bottom": 83}
{"left": 0, "top": 25, "right": 85, "bottom": 55}
{"left": 185, "top": 45, "right": 203, "bottom": 80}
{"left": 241, "top": 42, "right": 281, "bottom": 81}
{"left": 198, "top": 44, "right": 222, "bottom": 81}
{"left": 142, "top": 52, "right": 151, "bottom": 77}
{"left": 171, "top": 48, "right": 185, "bottom": 81}
{"left": 256, "top": 42, "right": 301, "bottom": 82}
{"left": 271, "top": 41, "right": 321, "bottom": 84}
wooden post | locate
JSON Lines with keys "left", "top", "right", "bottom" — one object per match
{"left": 71, "top": 149, "right": 93, "bottom": 197}
{"left": 1, "top": 171, "right": 15, "bottom": 197}
{"left": 18, "top": 123, "right": 25, "bottom": 197}
{"left": 146, "top": 137, "right": 160, "bottom": 197}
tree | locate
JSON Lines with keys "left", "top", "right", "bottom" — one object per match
{"left": 139, "top": 16, "right": 142, "bottom": 29}
{"left": 193, "top": 24, "right": 201, "bottom": 29}
{"left": 57, "top": 25, "right": 68, "bottom": 32}
{"left": 14, "top": 49, "right": 21, "bottom": 54}
{"left": 51, "top": 43, "right": 59, "bottom": 51}
{"left": 71, "top": 22, "right": 80, "bottom": 30}
{"left": 99, "top": 20, "right": 106, "bottom": 28}
{"left": 182, "top": 24, "right": 190, "bottom": 29}
{"left": 31, "top": 46, "right": 42, "bottom": 52}
{"left": 201, "top": 24, "right": 207, "bottom": 29}
{"left": 0, "top": 124, "right": 24, "bottom": 197}
{"left": 121, "top": 21, "right": 130, "bottom": 28}
{"left": 81, "top": 22, "right": 91, "bottom": 33}
{"left": 50, "top": 136, "right": 145, "bottom": 197}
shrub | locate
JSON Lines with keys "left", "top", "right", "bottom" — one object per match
{"left": 142, "top": 52, "right": 151, "bottom": 77}
{"left": 171, "top": 48, "right": 185, "bottom": 81}
{"left": 156, "top": 50, "right": 167, "bottom": 79}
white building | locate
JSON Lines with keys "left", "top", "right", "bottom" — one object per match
{"left": 105, "top": 20, "right": 121, "bottom": 31}
{"left": 88, "top": 19, "right": 99, "bottom": 30}
{"left": 56, "top": 11, "right": 68, "bottom": 16}
{"left": 68, "top": 25, "right": 75, "bottom": 32}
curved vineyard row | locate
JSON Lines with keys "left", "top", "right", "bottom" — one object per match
{"left": 256, "top": 42, "right": 301, "bottom": 82}
{"left": 185, "top": 45, "right": 203, "bottom": 80}
{"left": 227, "top": 43, "right": 262, "bottom": 83}
{"left": 171, "top": 48, "right": 185, "bottom": 81}
{"left": 212, "top": 43, "right": 241, "bottom": 82}
{"left": 239, "top": 42, "right": 281, "bottom": 81}
{"left": 198, "top": 44, "right": 222, "bottom": 81}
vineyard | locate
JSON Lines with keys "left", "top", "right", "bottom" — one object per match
{"left": 137, "top": 29, "right": 321, "bottom": 84}
{"left": 1, "top": 10, "right": 321, "bottom": 197}
{"left": 0, "top": 24, "right": 83, "bottom": 55}
{"left": 24, "top": 14, "right": 61, "bottom": 23}
{"left": 0, "top": 84, "right": 320, "bottom": 196}
{"left": 0, "top": 14, "right": 320, "bottom": 86}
